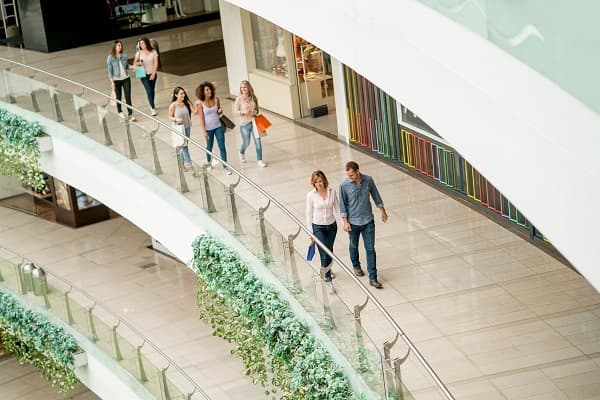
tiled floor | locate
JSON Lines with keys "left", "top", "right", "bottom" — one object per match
{"left": 0, "top": 20, "right": 599, "bottom": 400}
{"left": 0, "top": 355, "right": 99, "bottom": 400}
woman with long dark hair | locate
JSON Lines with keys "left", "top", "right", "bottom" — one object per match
{"left": 107, "top": 40, "right": 135, "bottom": 121}
{"left": 168, "top": 86, "right": 196, "bottom": 171}
{"left": 134, "top": 37, "right": 159, "bottom": 116}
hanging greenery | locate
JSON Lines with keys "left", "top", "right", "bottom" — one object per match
{"left": 0, "top": 291, "right": 79, "bottom": 393}
{"left": 0, "top": 108, "right": 46, "bottom": 190}
{"left": 193, "top": 235, "right": 357, "bottom": 400}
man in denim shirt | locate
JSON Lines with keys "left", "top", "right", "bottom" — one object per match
{"left": 339, "top": 161, "right": 388, "bottom": 289}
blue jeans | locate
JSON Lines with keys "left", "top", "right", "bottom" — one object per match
{"left": 312, "top": 222, "right": 337, "bottom": 280}
{"left": 239, "top": 121, "right": 263, "bottom": 161}
{"left": 348, "top": 220, "right": 377, "bottom": 281}
{"left": 206, "top": 125, "right": 227, "bottom": 165}
{"left": 180, "top": 126, "right": 191, "bottom": 165}
{"left": 140, "top": 74, "right": 157, "bottom": 109}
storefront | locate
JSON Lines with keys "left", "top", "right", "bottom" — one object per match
{"left": 221, "top": 6, "right": 345, "bottom": 136}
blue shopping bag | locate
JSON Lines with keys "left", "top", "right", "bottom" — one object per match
{"left": 306, "top": 242, "right": 316, "bottom": 261}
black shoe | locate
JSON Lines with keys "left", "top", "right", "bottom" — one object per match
{"left": 354, "top": 268, "right": 365, "bottom": 277}
{"left": 370, "top": 280, "right": 383, "bottom": 289}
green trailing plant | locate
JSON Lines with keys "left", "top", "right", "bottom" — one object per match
{"left": 0, "top": 108, "right": 46, "bottom": 190}
{"left": 0, "top": 291, "right": 79, "bottom": 393}
{"left": 193, "top": 235, "right": 356, "bottom": 400}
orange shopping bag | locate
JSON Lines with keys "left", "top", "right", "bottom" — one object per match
{"left": 254, "top": 114, "right": 272, "bottom": 133}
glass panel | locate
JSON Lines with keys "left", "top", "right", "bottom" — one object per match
{"left": 0, "top": 253, "right": 21, "bottom": 292}
{"left": 200, "top": 172, "right": 233, "bottom": 227}
{"left": 139, "top": 352, "right": 163, "bottom": 398}
{"left": 116, "top": 335, "right": 142, "bottom": 383}
{"left": 288, "top": 246, "right": 320, "bottom": 316}
{"left": 44, "top": 276, "right": 69, "bottom": 322}
{"left": 53, "top": 90, "right": 79, "bottom": 132}
{"left": 65, "top": 292, "right": 92, "bottom": 337}
{"left": 90, "top": 312, "right": 116, "bottom": 356}
{"left": 231, "top": 186, "right": 261, "bottom": 255}
{"left": 5, "top": 71, "right": 34, "bottom": 111}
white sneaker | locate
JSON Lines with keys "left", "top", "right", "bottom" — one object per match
{"left": 151, "top": 108, "right": 157, "bottom": 116}
{"left": 239, "top": 153, "right": 246, "bottom": 163}
{"left": 128, "top": 115, "right": 136, "bottom": 122}
{"left": 206, "top": 165, "right": 213, "bottom": 171}
{"left": 257, "top": 160, "right": 267, "bottom": 168}
{"left": 224, "top": 168, "right": 232, "bottom": 175}
{"left": 118, "top": 112, "right": 125, "bottom": 119}
{"left": 211, "top": 159, "right": 219, "bottom": 167}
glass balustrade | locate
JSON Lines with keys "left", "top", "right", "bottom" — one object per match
{"left": 0, "top": 248, "right": 210, "bottom": 400}
{"left": 418, "top": 0, "right": 600, "bottom": 113}
{"left": 0, "top": 61, "right": 455, "bottom": 400}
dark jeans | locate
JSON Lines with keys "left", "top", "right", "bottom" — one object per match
{"left": 114, "top": 77, "right": 133, "bottom": 116}
{"left": 206, "top": 125, "right": 227, "bottom": 164}
{"left": 140, "top": 73, "right": 157, "bottom": 109}
{"left": 348, "top": 220, "right": 377, "bottom": 281}
{"left": 312, "top": 222, "right": 337, "bottom": 280}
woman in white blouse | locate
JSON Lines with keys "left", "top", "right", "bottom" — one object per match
{"left": 306, "top": 170, "right": 340, "bottom": 293}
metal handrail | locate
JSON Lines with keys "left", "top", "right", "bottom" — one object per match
{"left": 0, "top": 57, "right": 455, "bottom": 399}
{"left": 0, "top": 245, "right": 208, "bottom": 399}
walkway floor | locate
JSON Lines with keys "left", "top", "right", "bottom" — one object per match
{"left": 0, "top": 355, "right": 98, "bottom": 400}
{"left": 0, "top": 20, "right": 599, "bottom": 400}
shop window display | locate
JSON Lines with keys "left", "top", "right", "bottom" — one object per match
{"left": 250, "top": 15, "right": 289, "bottom": 78}
{"left": 293, "top": 34, "right": 334, "bottom": 117}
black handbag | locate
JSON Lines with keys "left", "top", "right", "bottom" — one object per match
{"left": 220, "top": 114, "right": 235, "bottom": 131}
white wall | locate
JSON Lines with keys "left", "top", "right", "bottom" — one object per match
{"left": 219, "top": 0, "right": 249, "bottom": 98}
{"left": 223, "top": 0, "right": 600, "bottom": 292}
{"left": 331, "top": 56, "right": 349, "bottom": 142}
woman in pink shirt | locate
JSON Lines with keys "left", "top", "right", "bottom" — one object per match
{"left": 234, "top": 80, "right": 266, "bottom": 167}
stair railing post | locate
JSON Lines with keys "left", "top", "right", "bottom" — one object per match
{"left": 225, "top": 177, "right": 242, "bottom": 234}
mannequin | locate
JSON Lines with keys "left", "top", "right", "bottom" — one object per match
{"left": 166, "top": 0, "right": 186, "bottom": 17}
{"left": 276, "top": 34, "right": 286, "bottom": 58}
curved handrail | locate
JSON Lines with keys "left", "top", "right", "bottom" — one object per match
{"left": 0, "top": 56, "right": 454, "bottom": 399}
{"left": 0, "top": 245, "right": 209, "bottom": 399}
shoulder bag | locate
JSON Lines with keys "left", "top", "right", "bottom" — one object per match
{"left": 134, "top": 52, "right": 146, "bottom": 78}
{"left": 171, "top": 124, "right": 186, "bottom": 148}
{"left": 255, "top": 113, "right": 272, "bottom": 134}
{"left": 216, "top": 98, "right": 236, "bottom": 131}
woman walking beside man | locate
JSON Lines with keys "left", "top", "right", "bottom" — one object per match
{"left": 306, "top": 170, "right": 340, "bottom": 294}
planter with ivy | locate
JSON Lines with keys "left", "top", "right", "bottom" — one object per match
{"left": 0, "top": 290, "right": 79, "bottom": 393}
{"left": 0, "top": 108, "right": 46, "bottom": 190}
{"left": 193, "top": 235, "right": 359, "bottom": 400}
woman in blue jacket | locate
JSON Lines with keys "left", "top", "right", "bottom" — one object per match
{"left": 107, "top": 40, "right": 135, "bottom": 121}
